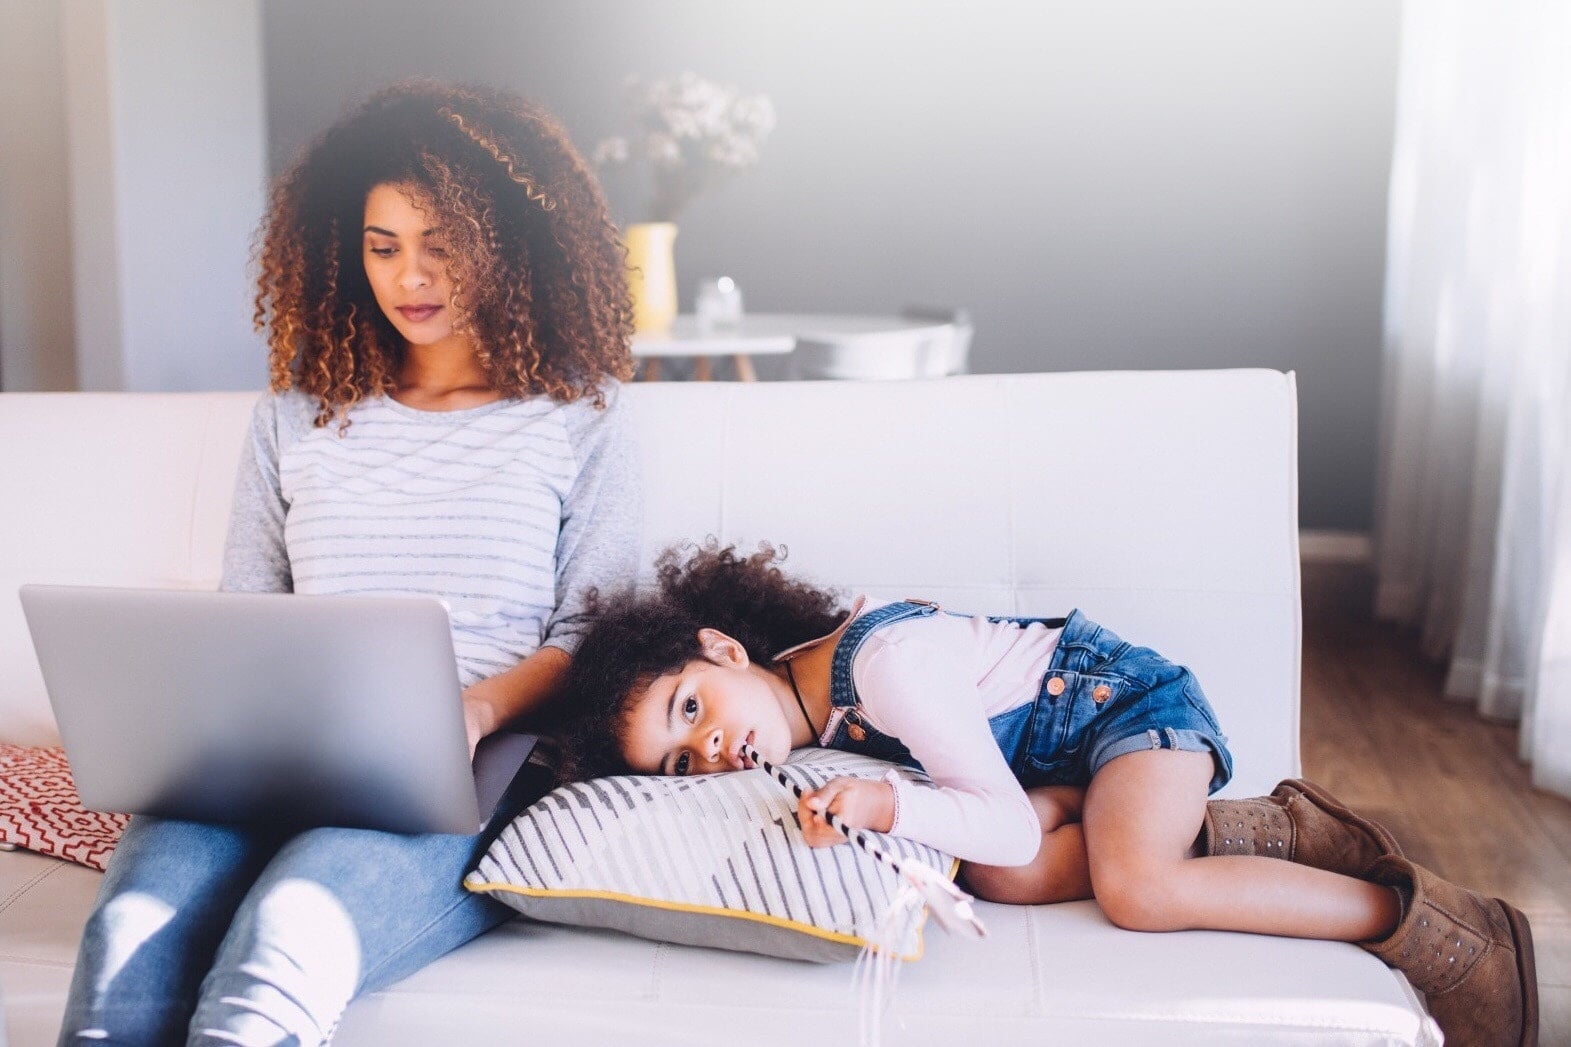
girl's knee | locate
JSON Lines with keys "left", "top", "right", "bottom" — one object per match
{"left": 1090, "top": 862, "right": 1187, "bottom": 932}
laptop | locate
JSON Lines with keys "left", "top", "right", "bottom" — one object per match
{"left": 19, "top": 585, "right": 538, "bottom": 835}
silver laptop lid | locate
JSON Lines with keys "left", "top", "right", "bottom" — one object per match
{"left": 19, "top": 585, "right": 481, "bottom": 834}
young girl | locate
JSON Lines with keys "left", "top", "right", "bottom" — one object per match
{"left": 59, "top": 82, "right": 639, "bottom": 1045}
{"left": 560, "top": 543, "right": 1536, "bottom": 1047}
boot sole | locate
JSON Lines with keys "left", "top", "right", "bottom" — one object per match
{"left": 1278, "top": 777, "right": 1404, "bottom": 870}
{"left": 1502, "top": 900, "right": 1539, "bottom": 1046}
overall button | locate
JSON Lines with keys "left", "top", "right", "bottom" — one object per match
{"left": 1092, "top": 684, "right": 1112, "bottom": 704}
{"left": 1046, "top": 676, "right": 1066, "bottom": 696}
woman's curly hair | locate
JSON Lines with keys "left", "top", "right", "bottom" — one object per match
{"left": 254, "top": 80, "right": 634, "bottom": 426}
{"left": 554, "top": 541, "right": 848, "bottom": 783}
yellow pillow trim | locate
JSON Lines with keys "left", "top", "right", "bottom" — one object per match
{"left": 464, "top": 879, "right": 931, "bottom": 962}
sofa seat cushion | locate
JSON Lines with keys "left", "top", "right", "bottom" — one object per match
{"left": 339, "top": 901, "right": 1444, "bottom": 1046}
{"left": 2, "top": 850, "right": 1439, "bottom": 1047}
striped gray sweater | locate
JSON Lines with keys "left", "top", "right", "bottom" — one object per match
{"left": 220, "top": 385, "right": 640, "bottom": 686}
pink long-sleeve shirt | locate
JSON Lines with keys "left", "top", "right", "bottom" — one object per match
{"left": 781, "top": 600, "right": 1064, "bottom": 866}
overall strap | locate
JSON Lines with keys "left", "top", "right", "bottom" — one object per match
{"left": 827, "top": 600, "right": 941, "bottom": 710}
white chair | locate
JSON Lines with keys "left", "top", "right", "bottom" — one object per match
{"left": 902, "top": 306, "right": 973, "bottom": 377}
{"left": 789, "top": 307, "right": 973, "bottom": 380}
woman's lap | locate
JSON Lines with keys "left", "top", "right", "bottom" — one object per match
{"left": 62, "top": 815, "right": 511, "bottom": 1047}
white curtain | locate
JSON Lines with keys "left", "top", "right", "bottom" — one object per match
{"left": 1373, "top": 0, "right": 1571, "bottom": 799}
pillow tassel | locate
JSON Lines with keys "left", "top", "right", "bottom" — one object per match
{"left": 855, "top": 877, "right": 924, "bottom": 1047}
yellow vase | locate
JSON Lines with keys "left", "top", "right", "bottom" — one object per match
{"left": 624, "top": 222, "right": 678, "bottom": 334}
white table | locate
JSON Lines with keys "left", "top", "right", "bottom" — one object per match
{"left": 630, "top": 313, "right": 952, "bottom": 381}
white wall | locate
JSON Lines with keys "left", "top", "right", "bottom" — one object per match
{"left": 60, "top": 0, "right": 270, "bottom": 392}
{"left": 262, "top": 0, "right": 1400, "bottom": 529}
{"left": 0, "top": 2, "right": 78, "bottom": 391}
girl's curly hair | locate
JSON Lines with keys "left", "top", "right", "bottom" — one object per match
{"left": 254, "top": 80, "right": 634, "bottom": 426}
{"left": 554, "top": 541, "right": 848, "bottom": 783}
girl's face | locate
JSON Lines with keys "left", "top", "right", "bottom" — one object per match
{"left": 362, "top": 182, "right": 462, "bottom": 348}
{"left": 621, "top": 631, "right": 797, "bottom": 776}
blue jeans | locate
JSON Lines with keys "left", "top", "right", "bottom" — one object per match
{"left": 57, "top": 815, "right": 512, "bottom": 1046}
{"left": 987, "top": 608, "right": 1235, "bottom": 793}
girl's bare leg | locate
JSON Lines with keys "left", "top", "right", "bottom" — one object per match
{"left": 1080, "top": 749, "right": 1400, "bottom": 941}
{"left": 963, "top": 786, "right": 1094, "bottom": 904}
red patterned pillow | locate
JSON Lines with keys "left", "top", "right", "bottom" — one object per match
{"left": 0, "top": 743, "right": 127, "bottom": 872}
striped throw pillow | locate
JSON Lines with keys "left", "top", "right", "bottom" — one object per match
{"left": 464, "top": 748, "right": 957, "bottom": 962}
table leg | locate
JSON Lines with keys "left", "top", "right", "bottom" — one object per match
{"left": 732, "top": 354, "right": 757, "bottom": 382}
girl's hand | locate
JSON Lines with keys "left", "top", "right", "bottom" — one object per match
{"left": 798, "top": 777, "right": 896, "bottom": 847}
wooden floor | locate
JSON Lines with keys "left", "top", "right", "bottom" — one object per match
{"left": 1301, "top": 561, "right": 1571, "bottom": 1045}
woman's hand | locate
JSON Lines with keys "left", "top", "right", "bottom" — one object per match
{"left": 798, "top": 777, "right": 896, "bottom": 847}
{"left": 460, "top": 685, "right": 502, "bottom": 761}
{"left": 459, "top": 647, "right": 572, "bottom": 759}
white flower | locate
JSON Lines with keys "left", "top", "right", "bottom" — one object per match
{"left": 644, "top": 132, "right": 683, "bottom": 167}
{"left": 592, "top": 136, "right": 629, "bottom": 166}
{"left": 606, "top": 72, "right": 775, "bottom": 218}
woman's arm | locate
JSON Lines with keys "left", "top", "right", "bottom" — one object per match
{"left": 462, "top": 387, "right": 641, "bottom": 754}
{"left": 221, "top": 393, "right": 296, "bottom": 593}
{"left": 460, "top": 646, "right": 570, "bottom": 756}
{"left": 539, "top": 385, "right": 642, "bottom": 657}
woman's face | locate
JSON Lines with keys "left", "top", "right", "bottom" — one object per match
{"left": 362, "top": 182, "right": 461, "bottom": 347}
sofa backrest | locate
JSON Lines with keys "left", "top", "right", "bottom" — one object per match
{"left": 0, "top": 371, "right": 1300, "bottom": 797}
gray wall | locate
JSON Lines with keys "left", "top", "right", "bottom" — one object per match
{"left": 261, "top": 0, "right": 1399, "bottom": 530}
{"left": 0, "top": 1, "right": 78, "bottom": 392}
{"left": 0, "top": 0, "right": 268, "bottom": 394}
{"left": 66, "top": 0, "right": 269, "bottom": 392}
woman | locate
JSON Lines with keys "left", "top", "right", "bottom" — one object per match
{"left": 59, "top": 81, "right": 639, "bottom": 1045}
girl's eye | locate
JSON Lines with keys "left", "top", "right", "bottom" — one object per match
{"left": 674, "top": 752, "right": 691, "bottom": 776}
{"left": 368, "top": 246, "right": 395, "bottom": 258}
{"left": 682, "top": 696, "right": 698, "bottom": 721}
{"left": 427, "top": 246, "right": 449, "bottom": 258}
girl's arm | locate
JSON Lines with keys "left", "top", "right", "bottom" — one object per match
{"left": 803, "top": 617, "right": 1044, "bottom": 866}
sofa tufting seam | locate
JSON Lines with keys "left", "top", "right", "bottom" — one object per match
{"left": 1026, "top": 908, "right": 1044, "bottom": 1014}
{"left": 1027, "top": 1010, "right": 1423, "bottom": 1033}
{"left": 649, "top": 939, "right": 668, "bottom": 1001}
{"left": 0, "top": 953, "right": 75, "bottom": 968}
{"left": 186, "top": 399, "right": 217, "bottom": 584}
{"left": 716, "top": 388, "right": 732, "bottom": 546}
{"left": 1282, "top": 371, "right": 1305, "bottom": 776}
{"left": 0, "top": 858, "right": 64, "bottom": 915}
{"left": 1004, "top": 378, "right": 1020, "bottom": 615}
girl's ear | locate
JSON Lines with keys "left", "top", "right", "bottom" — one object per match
{"left": 696, "top": 628, "right": 749, "bottom": 668}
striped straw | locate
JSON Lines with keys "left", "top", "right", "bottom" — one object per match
{"left": 738, "top": 740, "right": 987, "bottom": 940}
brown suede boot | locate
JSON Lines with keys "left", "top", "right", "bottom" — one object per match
{"left": 1201, "top": 778, "right": 1402, "bottom": 878}
{"left": 1362, "top": 855, "right": 1538, "bottom": 1047}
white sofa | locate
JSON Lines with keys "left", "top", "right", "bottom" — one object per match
{"left": 0, "top": 372, "right": 1439, "bottom": 1046}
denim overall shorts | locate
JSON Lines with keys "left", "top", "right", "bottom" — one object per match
{"left": 821, "top": 601, "right": 1234, "bottom": 795}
